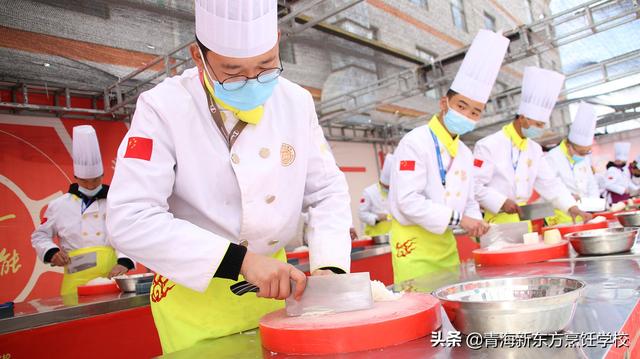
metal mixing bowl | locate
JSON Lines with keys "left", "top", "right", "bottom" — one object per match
{"left": 615, "top": 211, "right": 640, "bottom": 227}
{"left": 114, "top": 273, "right": 155, "bottom": 292}
{"left": 433, "top": 276, "right": 585, "bottom": 334}
{"left": 372, "top": 234, "right": 390, "bottom": 244}
{"left": 564, "top": 227, "right": 638, "bottom": 255}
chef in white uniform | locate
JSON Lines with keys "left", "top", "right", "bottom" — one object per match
{"left": 106, "top": 0, "right": 351, "bottom": 353}
{"left": 605, "top": 142, "right": 639, "bottom": 205}
{"left": 544, "top": 102, "right": 600, "bottom": 224}
{"left": 359, "top": 154, "right": 394, "bottom": 238}
{"left": 474, "top": 67, "right": 592, "bottom": 225}
{"left": 387, "top": 30, "right": 506, "bottom": 283}
{"left": 31, "top": 125, "right": 133, "bottom": 296}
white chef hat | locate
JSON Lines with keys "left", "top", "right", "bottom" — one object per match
{"left": 450, "top": 29, "right": 510, "bottom": 104}
{"left": 195, "top": 0, "right": 278, "bottom": 58}
{"left": 379, "top": 153, "right": 394, "bottom": 186}
{"left": 72, "top": 125, "right": 103, "bottom": 179}
{"left": 568, "top": 101, "right": 597, "bottom": 146}
{"left": 517, "top": 67, "right": 565, "bottom": 124}
{"left": 614, "top": 142, "right": 631, "bottom": 162}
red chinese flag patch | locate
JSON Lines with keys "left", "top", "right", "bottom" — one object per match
{"left": 399, "top": 160, "right": 415, "bottom": 171}
{"left": 124, "top": 137, "right": 153, "bottom": 161}
{"left": 474, "top": 159, "right": 484, "bottom": 168}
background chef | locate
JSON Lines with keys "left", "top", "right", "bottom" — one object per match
{"left": 31, "top": 125, "right": 133, "bottom": 296}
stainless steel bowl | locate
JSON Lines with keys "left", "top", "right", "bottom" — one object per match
{"left": 433, "top": 276, "right": 585, "bottom": 334}
{"left": 114, "top": 273, "right": 155, "bottom": 292}
{"left": 564, "top": 227, "right": 638, "bottom": 255}
{"left": 372, "top": 234, "right": 390, "bottom": 244}
{"left": 615, "top": 211, "right": 640, "bottom": 227}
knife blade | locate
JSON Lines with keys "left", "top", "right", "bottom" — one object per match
{"left": 519, "top": 202, "right": 555, "bottom": 220}
{"left": 285, "top": 272, "right": 373, "bottom": 317}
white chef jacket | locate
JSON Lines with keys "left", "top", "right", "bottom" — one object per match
{"left": 359, "top": 183, "right": 389, "bottom": 226}
{"left": 31, "top": 191, "right": 129, "bottom": 262}
{"left": 106, "top": 68, "right": 352, "bottom": 292}
{"left": 544, "top": 143, "right": 599, "bottom": 199}
{"left": 605, "top": 165, "right": 639, "bottom": 201}
{"left": 389, "top": 124, "right": 482, "bottom": 235}
{"left": 473, "top": 129, "right": 576, "bottom": 214}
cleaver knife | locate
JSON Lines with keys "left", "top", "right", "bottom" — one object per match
{"left": 230, "top": 272, "right": 373, "bottom": 317}
{"left": 519, "top": 202, "right": 555, "bottom": 220}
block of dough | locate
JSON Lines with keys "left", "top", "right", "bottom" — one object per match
{"left": 522, "top": 232, "right": 540, "bottom": 245}
{"left": 544, "top": 229, "right": 563, "bottom": 245}
{"left": 588, "top": 216, "right": 607, "bottom": 224}
{"left": 611, "top": 202, "right": 626, "bottom": 212}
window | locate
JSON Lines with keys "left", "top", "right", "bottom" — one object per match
{"left": 339, "top": 20, "right": 377, "bottom": 40}
{"left": 483, "top": 12, "right": 496, "bottom": 31}
{"left": 450, "top": 0, "right": 467, "bottom": 32}
{"left": 408, "top": 0, "right": 428, "bottom": 10}
{"left": 280, "top": 41, "right": 296, "bottom": 64}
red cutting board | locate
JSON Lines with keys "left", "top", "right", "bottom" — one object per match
{"left": 259, "top": 292, "right": 441, "bottom": 355}
{"left": 473, "top": 241, "right": 569, "bottom": 266}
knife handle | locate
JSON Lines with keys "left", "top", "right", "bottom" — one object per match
{"left": 230, "top": 281, "right": 259, "bottom": 296}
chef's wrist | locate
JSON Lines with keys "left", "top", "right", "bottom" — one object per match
{"left": 117, "top": 258, "right": 135, "bottom": 271}
{"left": 214, "top": 243, "right": 247, "bottom": 281}
{"left": 43, "top": 248, "right": 60, "bottom": 263}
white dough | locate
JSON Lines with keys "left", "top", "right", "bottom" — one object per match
{"left": 588, "top": 216, "right": 607, "bottom": 224}
{"left": 611, "top": 202, "right": 626, "bottom": 212}
{"left": 543, "top": 229, "right": 562, "bottom": 245}
{"left": 370, "top": 280, "right": 403, "bottom": 301}
{"left": 522, "top": 232, "right": 540, "bottom": 245}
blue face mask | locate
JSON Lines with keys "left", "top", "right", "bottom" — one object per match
{"left": 572, "top": 154, "right": 585, "bottom": 163}
{"left": 522, "top": 125, "right": 543, "bottom": 139}
{"left": 79, "top": 184, "right": 102, "bottom": 198}
{"left": 443, "top": 104, "right": 476, "bottom": 136}
{"left": 213, "top": 78, "right": 278, "bottom": 111}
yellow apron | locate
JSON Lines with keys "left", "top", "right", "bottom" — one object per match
{"left": 390, "top": 219, "right": 459, "bottom": 284}
{"left": 484, "top": 202, "right": 532, "bottom": 231}
{"left": 151, "top": 249, "right": 287, "bottom": 354}
{"left": 364, "top": 218, "right": 392, "bottom": 237}
{"left": 545, "top": 209, "right": 582, "bottom": 227}
{"left": 60, "top": 245, "right": 117, "bottom": 297}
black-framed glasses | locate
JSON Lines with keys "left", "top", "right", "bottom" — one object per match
{"left": 568, "top": 141, "right": 592, "bottom": 156}
{"left": 207, "top": 60, "right": 284, "bottom": 91}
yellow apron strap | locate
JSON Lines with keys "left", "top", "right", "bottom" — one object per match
{"left": 151, "top": 249, "right": 287, "bottom": 354}
{"left": 60, "top": 246, "right": 117, "bottom": 296}
{"left": 389, "top": 219, "right": 459, "bottom": 284}
{"left": 364, "top": 220, "right": 392, "bottom": 237}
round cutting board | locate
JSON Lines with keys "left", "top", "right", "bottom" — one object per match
{"left": 259, "top": 292, "right": 441, "bottom": 355}
{"left": 473, "top": 241, "right": 569, "bottom": 266}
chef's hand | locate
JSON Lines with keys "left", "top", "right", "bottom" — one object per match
{"left": 501, "top": 199, "right": 523, "bottom": 215}
{"left": 568, "top": 206, "right": 593, "bottom": 223}
{"left": 572, "top": 193, "right": 581, "bottom": 201}
{"left": 108, "top": 264, "right": 129, "bottom": 279}
{"left": 376, "top": 213, "right": 388, "bottom": 222}
{"left": 50, "top": 250, "right": 71, "bottom": 267}
{"left": 460, "top": 216, "right": 490, "bottom": 237}
{"left": 349, "top": 228, "right": 359, "bottom": 241}
{"left": 241, "top": 252, "right": 307, "bottom": 300}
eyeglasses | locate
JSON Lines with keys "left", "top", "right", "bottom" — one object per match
{"left": 206, "top": 59, "right": 284, "bottom": 91}
{"left": 569, "top": 142, "right": 592, "bottom": 156}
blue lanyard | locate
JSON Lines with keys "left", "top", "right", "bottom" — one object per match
{"left": 510, "top": 147, "right": 521, "bottom": 172}
{"left": 429, "top": 129, "right": 447, "bottom": 186}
